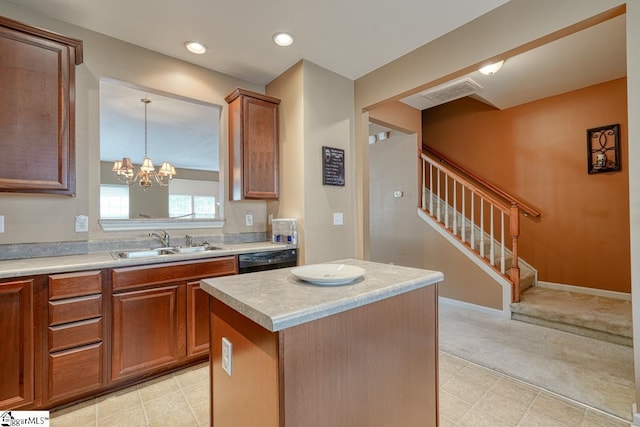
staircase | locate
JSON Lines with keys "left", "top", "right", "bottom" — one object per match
{"left": 418, "top": 192, "right": 537, "bottom": 294}
{"left": 511, "top": 286, "right": 633, "bottom": 346}
{"left": 418, "top": 147, "right": 632, "bottom": 345}
{"left": 419, "top": 147, "right": 540, "bottom": 304}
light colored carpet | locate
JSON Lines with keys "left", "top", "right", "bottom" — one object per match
{"left": 511, "top": 287, "right": 632, "bottom": 345}
{"left": 439, "top": 301, "right": 635, "bottom": 421}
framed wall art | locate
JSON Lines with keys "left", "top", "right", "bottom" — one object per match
{"left": 587, "top": 123, "right": 620, "bottom": 174}
{"left": 322, "top": 146, "right": 345, "bottom": 186}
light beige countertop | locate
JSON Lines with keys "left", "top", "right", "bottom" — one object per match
{"left": 200, "top": 258, "right": 443, "bottom": 332}
{"left": 0, "top": 241, "right": 294, "bottom": 279}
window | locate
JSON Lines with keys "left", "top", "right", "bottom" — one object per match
{"left": 169, "top": 179, "right": 218, "bottom": 219}
{"left": 100, "top": 184, "right": 129, "bottom": 219}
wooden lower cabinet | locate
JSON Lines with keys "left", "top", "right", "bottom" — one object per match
{"left": 0, "top": 279, "right": 35, "bottom": 410}
{"left": 48, "top": 343, "right": 103, "bottom": 402}
{"left": 0, "top": 255, "right": 236, "bottom": 410}
{"left": 187, "top": 282, "right": 211, "bottom": 357}
{"left": 45, "top": 271, "right": 104, "bottom": 406}
{"left": 111, "top": 285, "right": 185, "bottom": 381}
{"left": 111, "top": 257, "right": 237, "bottom": 382}
{"left": 210, "top": 285, "right": 439, "bottom": 427}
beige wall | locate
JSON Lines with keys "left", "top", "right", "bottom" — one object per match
{"left": 369, "top": 131, "right": 424, "bottom": 266}
{"left": 302, "top": 61, "right": 355, "bottom": 263}
{"left": 369, "top": 115, "right": 502, "bottom": 310}
{"left": 0, "top": 2, "right": 266, "bottom": 244}
{"left": 266, "top": 62, "right": 306, "bottom": 259}
{"left": 267, "top": 60, "right": 355, "bottom": 264}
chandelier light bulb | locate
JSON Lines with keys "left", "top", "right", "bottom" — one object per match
{"left": 112, "top": 98, "right": 176, "bottom": 189}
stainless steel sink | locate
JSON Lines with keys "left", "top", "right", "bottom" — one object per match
{"left": 173, "top": 245, "right": 224, "bottom": 254}
{"left": 112, "top": 245, "right": 224, "bottom": 259}
{"left": 112, "top": 248, "right": 176, "bottom": 259}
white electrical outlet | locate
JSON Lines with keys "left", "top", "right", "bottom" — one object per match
{"left": 75, "top": 215, "right": 89, "bottom": 232}
{"left": 333, "top": 212, "right": 344, "bottom": 225}
{"left": 394, "top": 190, "right": 404, "bottom": 198}
{"left": 0, "top": 215, "right": 4, "bottom": 233}
{"left": 245, "top": 213, "right": 254, "bottom": 226}
{"left": 221, "top": 337, "right": 233, "bottom": 376}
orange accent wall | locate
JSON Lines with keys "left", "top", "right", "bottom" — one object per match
{"left": 422, "top": 78, "right": 630, "bottom": 293}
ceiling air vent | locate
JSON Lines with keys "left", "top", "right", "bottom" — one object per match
{"left": 420, "top": 77, "right": 482, "bottom": 105}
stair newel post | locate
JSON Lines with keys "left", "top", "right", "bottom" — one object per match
{"left": 509, "top": 202, "right": 521, "bottom": 302}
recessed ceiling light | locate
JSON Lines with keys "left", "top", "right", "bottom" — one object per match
{"left": 479, "top": 60, "right": 504, "bottom": 75}
{"left": 184, "top": 41, "right": 207, "bottom": 55}
{"left": 272, "top": 32, "right": 294, "bottom": 47}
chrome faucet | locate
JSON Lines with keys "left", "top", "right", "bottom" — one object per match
{"left": 149, "top": 230, "right": 170, "bottom": 248}
{"left": 185, "top": 234, "right": 193, "bottom": 247}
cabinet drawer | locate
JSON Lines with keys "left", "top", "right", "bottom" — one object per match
{"left": 49, "top": 294, "right": 102, "bottom": 326}
{"left": 112, "top": 256, "right": 237, "bottom": 291}
{"left": 49, "top": 318, "right": 102, "bottom": 353}
{"left": 49, "top": 343, "right": 103, "bottom": 402}
{"left": 49, "top": 271, "right": 102, "bottom": 300}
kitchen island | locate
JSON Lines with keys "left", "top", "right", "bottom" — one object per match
{"left": 200, "top": 259, "right": 443, "bottom": 427}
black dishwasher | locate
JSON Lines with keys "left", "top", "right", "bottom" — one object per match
{"left": 238, "top": 249, "right": 297, "bottom": 273}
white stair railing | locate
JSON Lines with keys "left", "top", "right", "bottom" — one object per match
{"left": 420, "top": 151, "right": 523, "bottom": 302}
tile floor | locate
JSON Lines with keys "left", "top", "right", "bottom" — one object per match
{"left": 50, "top": 352, "right": 629, "bottom": 427}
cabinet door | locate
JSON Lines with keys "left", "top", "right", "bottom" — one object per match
{"left": 186, "top": 282, "right": 210, "bottom": 357}
{"left": 241, "top": 95, "right": 279, "bottom": 199}
{"left": 0, "top": 279, "right": 34, "bottom": 410}
{"left": 226, "top": 88, "right": 280, "bottom": 200}
{"left": 0, "top": 16, "right": 82, "bottom": 195}
{"left": 48, "top": 343, "right": 103, "bottom": 402}
{"left": 112, "top": 285, "right": 185, "bottom": 381}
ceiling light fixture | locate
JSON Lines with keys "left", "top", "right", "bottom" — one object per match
{"left": 184, "top": 41, "right": 207, "bottom": 54}
{"left": 272, "top": 32, "right": 294, "bottom": 47}
{"left": 112, "top": 98, "right": 176, "bottom": 189}
{"left": 479, "top": 60, "right": 504, "bottom": 75}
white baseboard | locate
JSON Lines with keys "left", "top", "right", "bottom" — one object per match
{"left": 536, "top": 281, "right": 631, "bottom": 301}
{"left": 439, "top": 296, "right": 511, "bottom": 319}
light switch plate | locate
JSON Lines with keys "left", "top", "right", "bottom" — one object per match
{"left": 333, "top": 212, "right": 344, "bottom": 226}
{"left": 222, "top": 337, "right": 233, "bottom": 376}
{"left": 0, "top": 215, "right": 4, "bottom": 233}
{"left": 245, "top": 213, "right": 254, "bottom": 226}
{"left": 75, "top": 215, "right": 89, "bottom": 232}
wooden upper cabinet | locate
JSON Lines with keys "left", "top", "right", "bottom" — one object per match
{"left": 0, "top": 16, "right": 83, "bottom": 195}
{"left": 226, "top": 88, "right": 280, "bottom": 200}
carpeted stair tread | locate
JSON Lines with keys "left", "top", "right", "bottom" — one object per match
{"left": 511, "top": 287, "right": 632, "bottom": 345}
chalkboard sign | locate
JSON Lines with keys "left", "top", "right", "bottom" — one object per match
{"left": 322, "top": 146, "right": 345, "bottom": 186}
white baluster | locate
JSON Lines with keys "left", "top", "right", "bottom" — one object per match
{"left": 453, "top": 181, "right": 457, "bottom": 236}
{"left": 444, "top": 174, "right": 449, "bottom": 228}
{"left": 490, "top": 205, "right": 495, "bottom": 266}
{"left": 470, "top": 192, "right": 475, "bottom": 250}
{"left": 461, "top": 185, "right": 466, "bottom": 243}
{"left": 480, "top": 199, "right": 485, "bottom": 258}
{"left": 429, "top": 163, "right": 433, "bottom": 215}
{"left": 422, "top": 159, "right": 427, "bottom": 210}
{"left": 437, "top": 169, "right": 441, "bottom": 222}
{"left": 500, "top": 211, "right": 506, "bottom": 273}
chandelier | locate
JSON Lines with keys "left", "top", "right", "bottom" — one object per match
{"left": 112, "top": 98, "right": 176, "bottom": 189}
